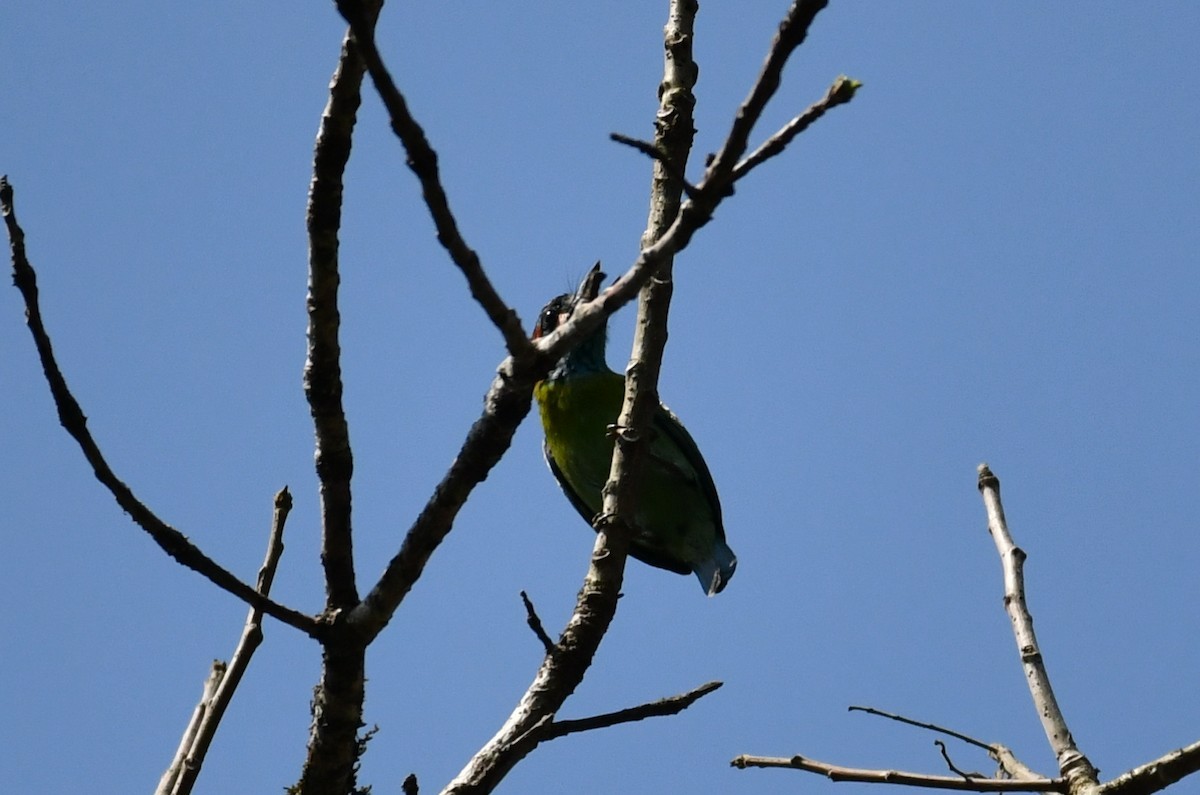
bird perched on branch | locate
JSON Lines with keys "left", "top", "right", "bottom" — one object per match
{"left": 531, "top": 264, "right": 737, "bottom": 596}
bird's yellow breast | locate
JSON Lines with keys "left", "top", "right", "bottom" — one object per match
{"left": 534, "top": 372, "right": 625, "bottom": 509}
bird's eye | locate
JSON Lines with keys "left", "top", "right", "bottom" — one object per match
{"left": 533, "top": 305, "right": 558, "bottom": 339}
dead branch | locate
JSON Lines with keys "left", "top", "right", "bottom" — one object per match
{"left": 849, "top": 705, "right": 996, "bottom": 753}
{"left": 732, "top": 74, "right": 862, "bottom": 181}
{"left": 542, "top": 681, "right": 723, "bottom": 740}
{"left": 305, "top": 17, "right": 372, "bottom": 614}
{"left": 441, "top": 2, "right": 702, "bottom": 791}
{"left": 734, "top": 704, "right": 1056, "bottom": 790}
{"left": 699, "top": 0, "right": 833, "bottom": 195}
{"left": 159, "top": 488, "right": 293, "bottom": 795}
{"left": 1, "top": 175, "right": 319, "bottom": 639}
{"left": 1097, "top": 739, "right": 1200, "bottom": 795}
{"left": 333, "top": 0, "right": 530, "bottom": 358}
{"left": 434, "top": 1, "right": 859, "bottom": 791}
{"left": 849, "top": 705, "right": 1044, "bottom": 782}
{"left": 519, "top": 591, "right": 555, "bottom": 655}
{"left": 339, "top": 0, "right": 756, "bottom": 644}
{"left": 977, "top": 463, "right": 1100, "bottom": 789}
{"left": 293, "top": 16, "right": 382, "bottom": 793}
{"left": 609, "top": 132, "right": 701, "bottom": 199}
{"left": 730, "top": 753, "right": 1068, "bottom": 792}
{"left": 157, "top": 662, "right": 225, "bottom": 795}
{"left": 935, "top": 740, "right": 980, "bottom": 780}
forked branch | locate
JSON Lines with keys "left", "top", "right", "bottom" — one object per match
{"left": 1, "top": 176, "right": 319, "bottom": 639}
{"left": 334, "top": 0, "right": 530, "bottom": 358}
{"left": 543, "top": 681, "right": 723, "bottom": 740}
{"left": 733, "top": 468, "right": 1198, "bottom": 794}
{"left": 847, "top": 706, "right": 1045, "bottom": 782}
{"left": 443, "top": 1, "right": 704, "bottom": 792}
{"left": 730, "top": 753, "right": 1067, "bottom": 792}
{"left": 158, "top": 488, "right": 294, "bottom": 795}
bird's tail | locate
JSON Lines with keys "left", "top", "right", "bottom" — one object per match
{"left": 694, "top": 542, "right": 737, "bottom": 596}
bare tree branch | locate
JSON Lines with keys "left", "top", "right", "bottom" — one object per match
{"left": 607, "top": 1, "right": 856, "bottom": 262}
{"left": 342, "top": 281, "right": 649, "bottom": 643}
{"left": 735, "top": 464, "right": 1200, "bottom": 795}
{"left": 440, "top": 3, "right": 702, "bottom": 792}
{"left": 158, "top": 662, "right": 225, "bottom": 795}
{"left": 306, "top": 16, "right": 377, "bottom": 614}
{"left": 333, "top": 0, "right": 531, "bottom": 359}
{"left": 935, "top": 740, "right": 981, "bottom": 780}
{"left": 730, "top": 753, "right": 1069, "bottom": 792}
{"left": 700, "top": 0, "right": 832, "bottom": 194}
{"left": 732, "top": 74, "right": 861, "bottom": 181}
{"left": 329, "top": 0, "right": 705, "bottom": 642}
{"left": 735, "top": 704, "right": 1057, "bottom": 790}
{"left": 991, "top": 746, "right": 1046, "bottom": 787}
{"left": 609, "top": 132, "right": 701, "bottom": 199}
{"left": 294, "top": 4, "right": 860, "bottom": 789}
{"left": 160, "top": 488, "right": 294, "bottom": 795}
{"left": 977, "top": 464, "right": 1100, "bottom": 790}
{"left": 849, "top": 705, "right": 1045, "bottom": 783}
{"left": 343, "top": 35, "right": 714, "bottom": 646}
{"left": 542, "top": 681, "right": 723, "bottom": 740}
{"left": 611, "top": 4, "right": 858, "bottom": 215}
{"left": 293, "top": 18, "right": 382, "bottom": 792}
{"left": 434, "top": 298, "right": 659, "bottom": 793}
{"left": 474, "top": 680, "right": 722, "bottom": 768}
{"left": 1097, "top": 739, "right": 1200, "bottom": 795}
{"left": 519, "top": 591, "right": 555, "bottom": 655}
{"left": 1, "top": 176, "right": 320, "bottom": 639}
{"left": 849, "top": 705, "right": 997, "bottom": 753}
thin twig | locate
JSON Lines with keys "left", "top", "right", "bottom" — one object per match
{"left": 334, "top": 0, "right": 530, "bottom": 358}
{"left": 609, "top": 133, "right": 701, "bottom": 199}
{"left": 543, "top": 681, "right": 722, "bottom": 739}
{"left": 732, "top": 75, "right": 861, "bottom": 181}
{"left": 849, "top": 705, "right": 993, "bottom": 752}
{"left": 730, "top": 754, "right": 1069, "bottom": 793}
{"left": 849, "top": 705, "right": 1044, "bottom": 783}
{"left": 1, "top": 176, "right": 319, "bottom": 638}
{"left": 161, "top": 488, "right": 294, "bottom": 795}
{"left": 977, "top": 464, "right": 1099, "bottom": 789}
{"left": 519, "top": 591, "right": 555, "bottom": 655}
{"left": 935, "top": 740, "right": 981, "bottom": 780}
{"left": 700, "top": 0, "right": 832, "bottom": 192}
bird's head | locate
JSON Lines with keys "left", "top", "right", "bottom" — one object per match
{"left": 532, "top": 262, "right": 605, "bottom": 340}
{"left": 532, "top": 263, "right": 609, "bottom": 379}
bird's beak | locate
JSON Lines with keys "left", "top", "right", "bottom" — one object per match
{"left": 576, "top": 261, "right": 605, "bottom": 303}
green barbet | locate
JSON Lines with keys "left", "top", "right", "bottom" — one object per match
{"left": 532, "top": 265, "right": 737, "bottom": 596}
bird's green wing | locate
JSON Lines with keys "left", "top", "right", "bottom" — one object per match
{"left": 543, "top": 439, "right": 596, "bottom": 525}
{"left": 543, "top": 439, "right": 692, "bottom": 576}
{"left": 651, "top": 404, "right": 727, "bottom": 541}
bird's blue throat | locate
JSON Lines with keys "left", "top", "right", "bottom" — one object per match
{"left": 547, "top": 326, "right": 610, "bottom": 382}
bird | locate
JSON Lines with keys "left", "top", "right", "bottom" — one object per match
{"left": 531, "top": 264, "right": 737, "bottom": 595}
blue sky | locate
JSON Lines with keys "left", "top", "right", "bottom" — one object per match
{"left": 3, "top": 3, "right": 1198, "bottom": 794}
